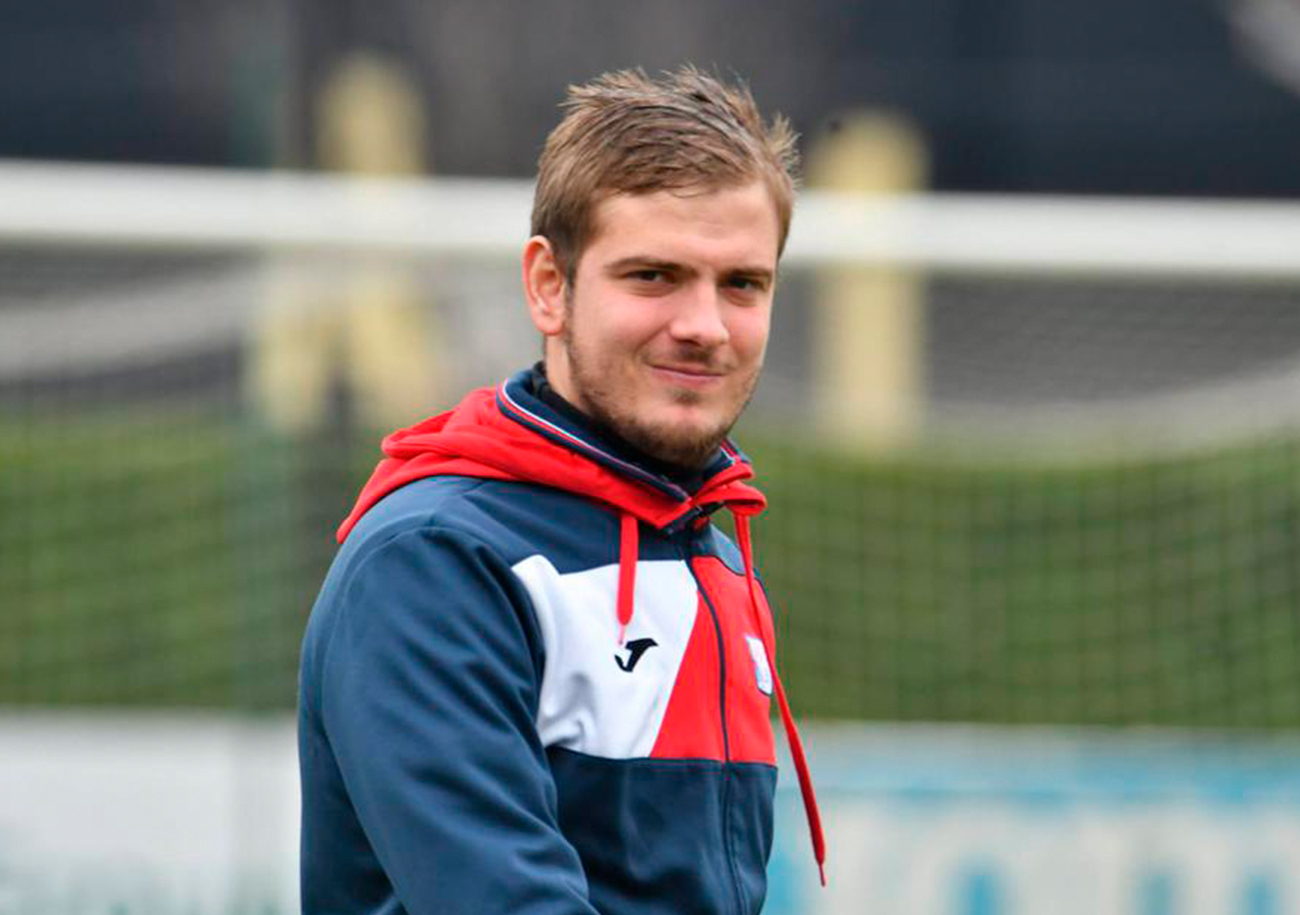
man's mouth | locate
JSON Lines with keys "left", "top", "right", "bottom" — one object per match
{"left": 649, "top": 364, "right": 726, "bottom": 387}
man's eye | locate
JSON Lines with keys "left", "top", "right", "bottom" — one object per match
{"left": 629, "top": 269, "right": 669, "bottom": 283}
{"left": 728, "top": 276, "right": 763, "bottom": 291}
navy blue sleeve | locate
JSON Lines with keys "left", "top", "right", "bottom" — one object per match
{"left": 318, "top": 526, "right": 600, "bottom": 915}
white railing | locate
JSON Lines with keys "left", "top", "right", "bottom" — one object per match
{"left": 2, "top": 159, "right": 1299, "bottom": 279}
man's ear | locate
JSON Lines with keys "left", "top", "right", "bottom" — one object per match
{"left": 522, "top": 236, "right": 568, "bottom": 337}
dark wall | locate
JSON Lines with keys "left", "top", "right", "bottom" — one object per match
{"left": 2, "top": 0, "right": 1298, "bottom": 196}
{"left": 0, "top": 0, "right": 283, "bottom": 165}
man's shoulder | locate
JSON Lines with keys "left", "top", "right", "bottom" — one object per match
{"left": 339, "top": 475, "right": 617, "bottom": 574}
{"left": 308, "top": 476, "right": 598, "bottom": 649}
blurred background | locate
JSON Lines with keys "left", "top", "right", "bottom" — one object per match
{"left": 3, "top": 0, "right": 1300, "bottom": 912}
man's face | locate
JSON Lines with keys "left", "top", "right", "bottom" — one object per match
{"left": 544, "top": 181, "right": 780, "bottom": 469}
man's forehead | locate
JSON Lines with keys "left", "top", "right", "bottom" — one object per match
{"left": 586, "top": 182, "right": 781, "bottom": 262}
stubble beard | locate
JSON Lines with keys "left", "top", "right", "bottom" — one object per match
{"left": 560, "top": 324, "right": 761, "bottom": 471}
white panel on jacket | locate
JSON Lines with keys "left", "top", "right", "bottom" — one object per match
{"left": 511, "top": 555, "right": 698, "bottom": 759}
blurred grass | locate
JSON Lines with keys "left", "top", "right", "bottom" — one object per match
{"left": 0, "top": 408, "right": 319, "bottom": 709}
{"left": 3, "top": 409, "right": 1300, "bottom": 727}
{"left": 747, "top": 429, "right": 1300, "bottom": 729}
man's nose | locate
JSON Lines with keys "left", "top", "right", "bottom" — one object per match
{"left": 668, "top": 282, "right": 729, "bottom": 348}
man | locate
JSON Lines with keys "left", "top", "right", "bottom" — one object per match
{"left": 298, "top": 66, "right": 824, "bottom": 915}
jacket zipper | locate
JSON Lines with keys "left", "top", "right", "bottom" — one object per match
{"left": 682, "top": 533, "right": 749, "bottom": 915}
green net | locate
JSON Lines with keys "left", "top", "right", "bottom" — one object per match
{"left": 754, "top": 432, "right": 1300, "bottom": 727}
{"left": 4, "top": 244, "right": 1300, "bottom": 731}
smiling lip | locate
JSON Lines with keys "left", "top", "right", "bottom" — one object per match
{"left": 650, "top": 364, "right": 726, "bottom": 387}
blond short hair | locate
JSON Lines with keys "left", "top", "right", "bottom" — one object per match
{"left": 531, "top": 66, "right": 799, "bottom": 282}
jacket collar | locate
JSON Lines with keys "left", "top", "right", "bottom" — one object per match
{"left": 495, "top": 366, "right": 747, "bottom": 504}
{"left": 337, "top": 367, "right": 765, "bottom": 543}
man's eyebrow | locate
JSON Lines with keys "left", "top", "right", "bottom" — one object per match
{"left": 726, "top": 265, "right": 776, "bottom": 282}
{"left": 604, "top": 256, "right": 691, "bottom": 275}
{"left": 604, "top": 256, "right": 775, "bottom": 281}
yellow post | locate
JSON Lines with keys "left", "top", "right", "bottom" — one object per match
{"left": 807, "top": 112, "right": 928, "bottom": 452}
{"left": 250, "top": 52, "right": 441, "bottom": 432}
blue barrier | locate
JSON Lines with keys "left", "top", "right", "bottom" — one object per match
{"left": 765, "top": 724, "right": 1300, "bottom": 915}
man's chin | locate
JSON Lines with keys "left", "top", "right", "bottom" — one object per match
{"left": 649, "top": 438, "right": 723, "bottom": 470}
{"left": 632, "top": 413, "right": 732, "bottom": 469}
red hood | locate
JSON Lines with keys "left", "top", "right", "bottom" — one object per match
{"left": 337, "top": 385, "right": 766, "bottom": 542}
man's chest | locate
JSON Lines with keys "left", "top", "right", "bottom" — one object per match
{"left": 511, "top": 551, "right": 777, "bottom": 764}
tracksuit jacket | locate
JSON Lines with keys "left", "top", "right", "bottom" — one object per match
{"left": 298, "top": 366, "right": 824, "bottom": 915}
